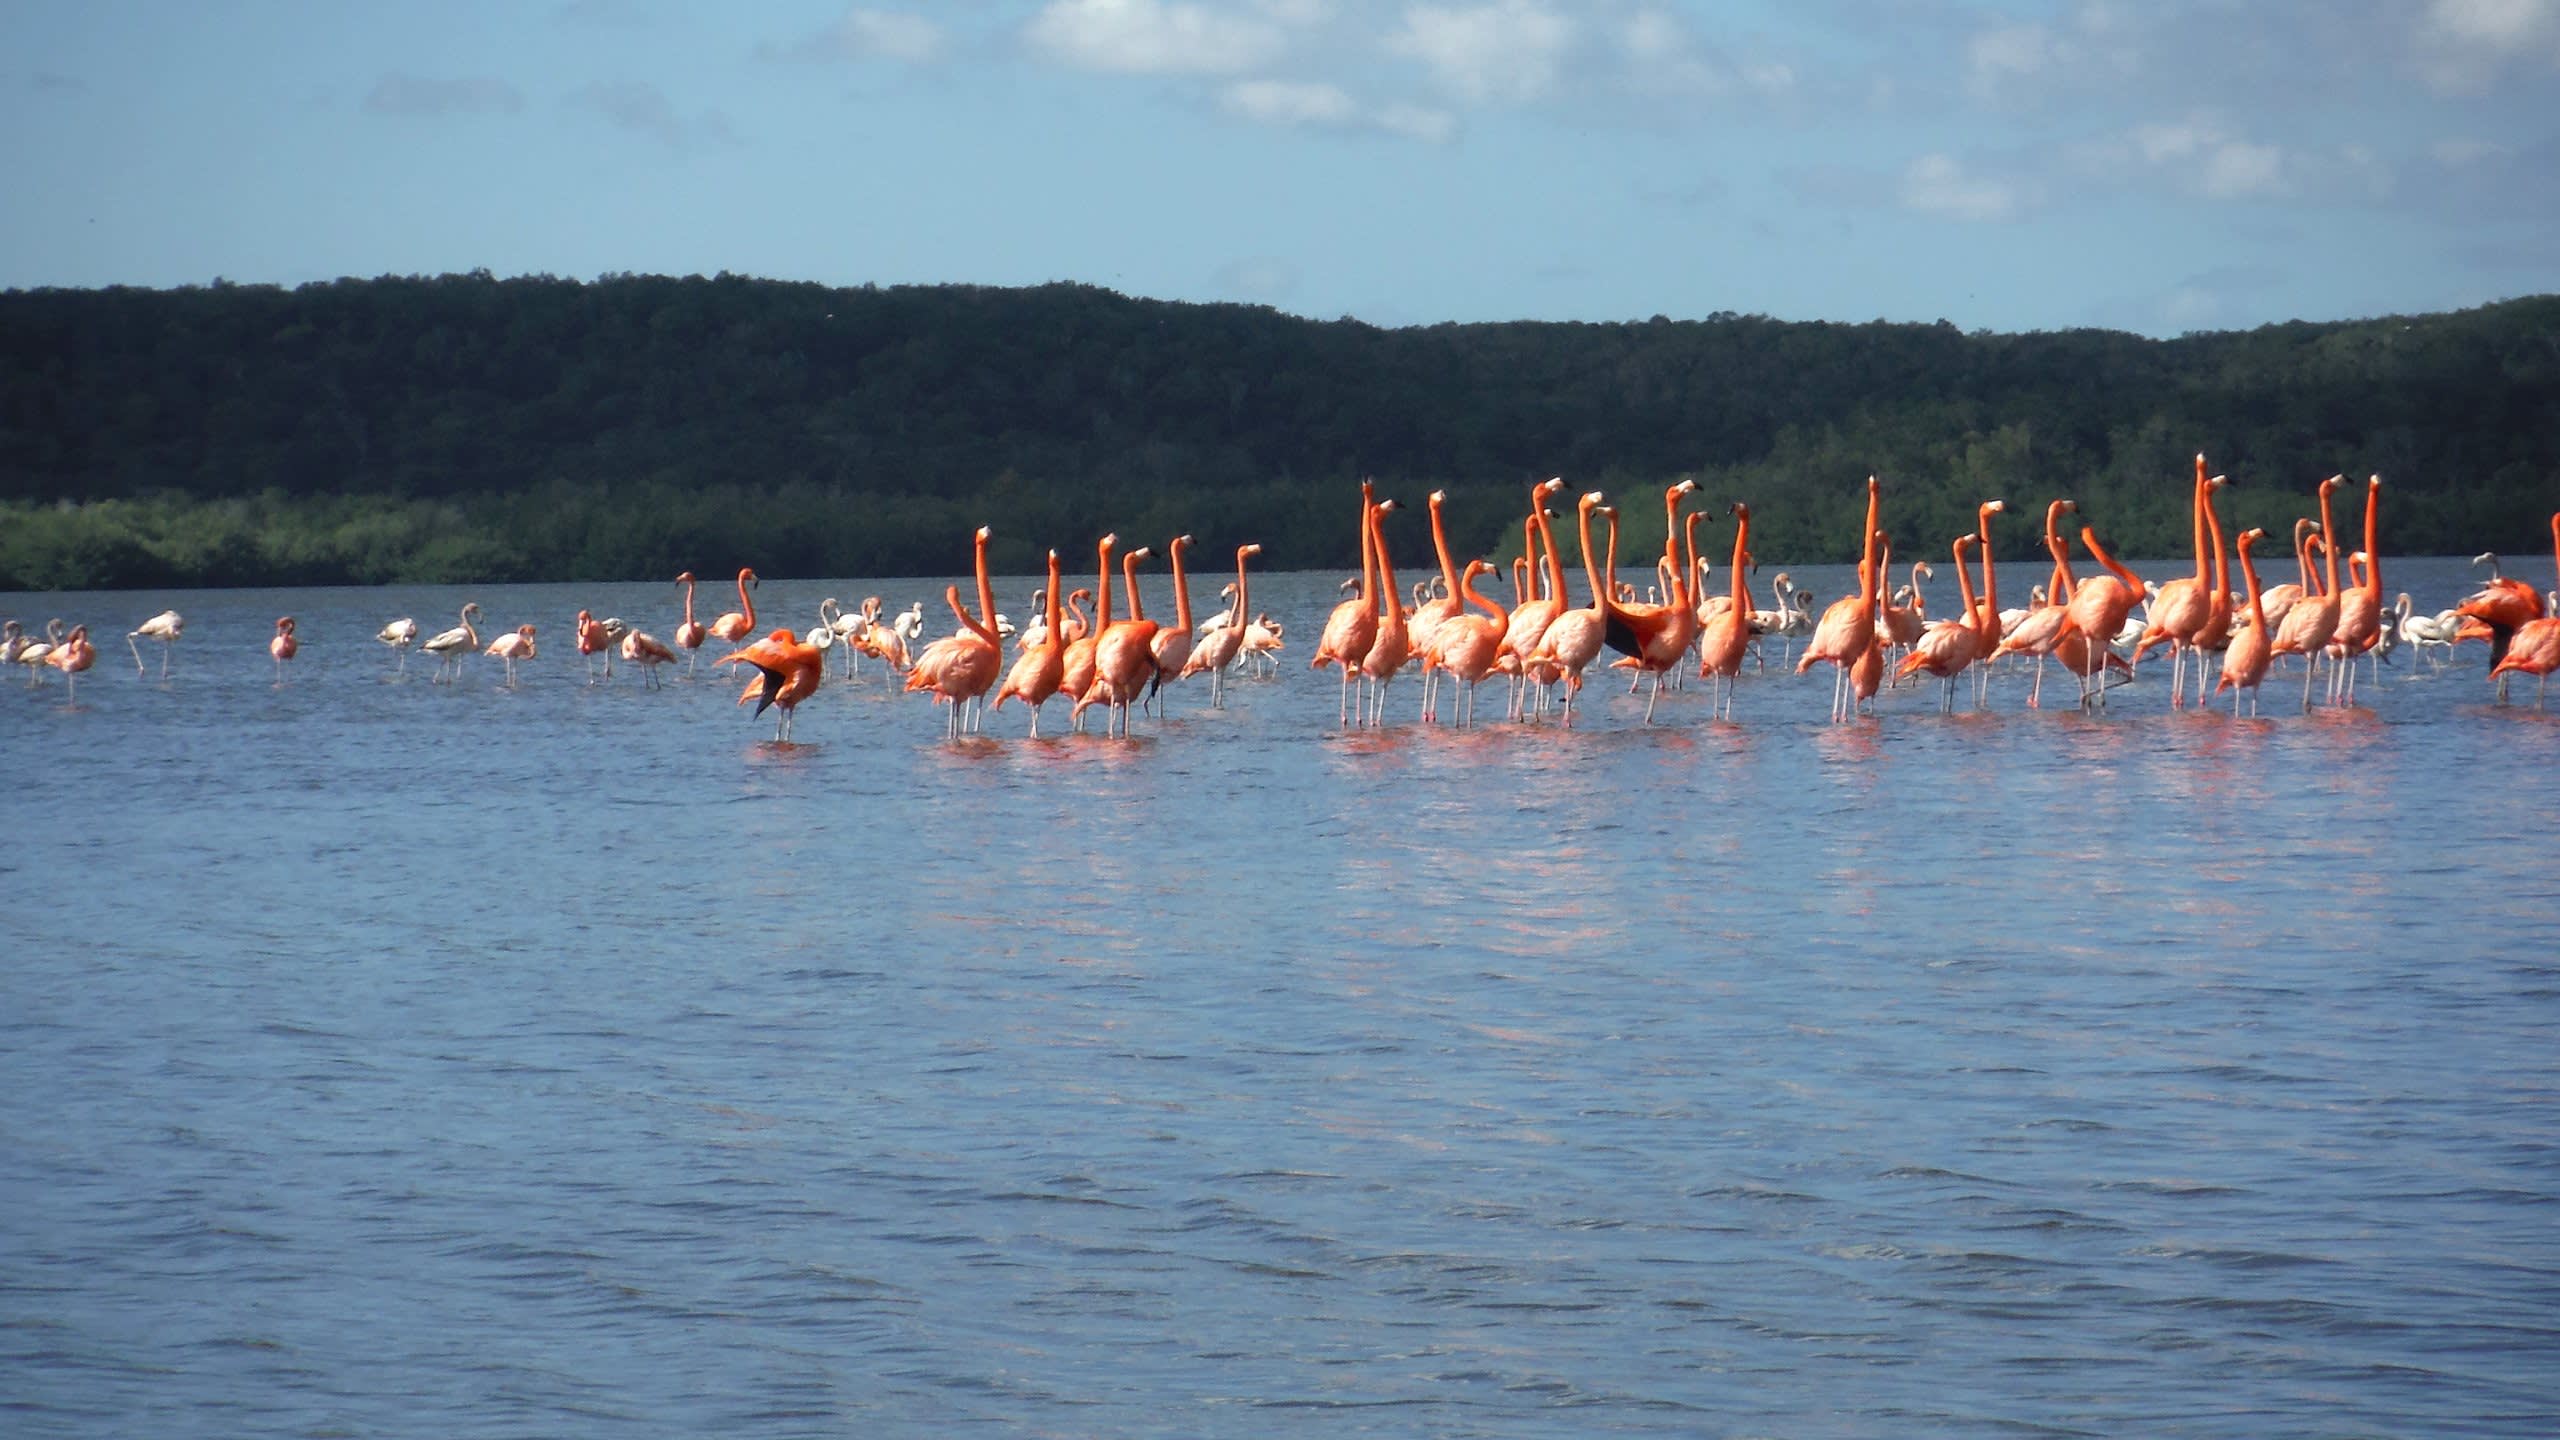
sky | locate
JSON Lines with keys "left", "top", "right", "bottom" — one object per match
{"left": 4, "top": 0, "right": 2558, "bottom": 337}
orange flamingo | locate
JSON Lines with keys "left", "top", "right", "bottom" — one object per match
{"left": 1410, "top": 491, "right": 1466, "bottom": 714}
{"left": 1526, "top": 493, "right": 1612, "bottom": 725}
{"left": 2062, "top": 524, "right": 2145, "bottom": 709}
{"left": 1501, "top": 479, "right": 1571, "bottom": 712}
{"left": 2135, "top": 455, "right": 2215, "bottom": 706}
{"left": 2188, "top": 475, "right": 2236, "bottom": 683}
{"left": 484, "top": 624, "right": 537, "bottom": 687}
{"left": 47, "top": 623, "right": 97, "bottom": 702}
{"left": 1696, "top": 501, "right": 1753, "bottom": 719}
{"left": 1311, "top": 481, "right": 1382, "bottom": 725}
{"left": 1429, "top": 559, "right": 1510, "bottom": 726}
{"left": 1356, "top": 497, "right": 1410, "bottom": 726}
{"left": 2329, "top": 475, "right": 2385, "bottom": 703}
{"left": 2487, "top": 512, "right": 2560, "bottom": 706}
{"left": 673, "top": 571, "right": 709, "bottom": 673}
{"left": 575, "top": 608, "right": 613, "bottom": 683}
{"left": 1992, "top": 499, "right": 2077, "bottom": 706}
{"left": 1180, "top": 543, "right": 1262, "bottom": 708}
{"left": 1600, "top": 479, "right": 1699, "bottom": 722}
{"left": 1145, "top": 534, "right": 1199, "bottom": 714}
{"left": 721, "top": 628, "right": 825, "bottom": 740}
{"left": 2456, "top": 541, "right": 2546, "bottom": 702}
{"left": 1962, "top": 499, "right": 2005, "bottom": 705}
{"left": 906, "top": 526, "right": 1004, "bottom": 736}
{"left": 709, "top": 568, "right": 759, "bottom": 648}
{"left": 269, "top": 617, "right": 298, "bottom": 678}
{"left": 994, "top": 549, "right": 1069, "bottom": 734}
{"left": 1897, "top": 533, "right": 1986, "bottom": 710}
{"left": 2216, "top": 528, "right": 2274, "bottom": 714}
{"left": 1061, "top": 535, "right": 1116, "bottom": 731}
{"left": 1078, "top": 542, "right": 1160, "bottom": 737}
{"left": 1797, "top": 476, "right": 1883, "bottom": 723}
{"left": 2269, "top": 476, "right": 2345, "bottom": 711}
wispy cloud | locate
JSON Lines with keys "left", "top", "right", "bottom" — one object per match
{"left": 1218, "top": 78, "right": 1456, "bottom": 141}
{"left": 363, "top": 73, "right": 525, "bottom": 118}
{"left": 2417, "top": 0, "right": 2560, "bottom": 93}
{"left": 764, "top": 7, "right": 948, "bottom": 64}
{"left": 571, "top": 81, "right": 738, "bottom": 149}
{"left": 1384, "top": 1, "right": 1576, "bottom": 104}
{"left": 1026, "top": 0, "right": 1292, "bottom": 75}
{"left": 1899, "top": 152, "right": 2022, "bottom": 222}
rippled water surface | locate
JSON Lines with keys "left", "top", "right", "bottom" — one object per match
{"left": 6, "top": 559, "right": 2558, "bottom": 1437}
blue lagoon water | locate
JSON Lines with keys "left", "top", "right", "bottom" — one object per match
{"left": 4, "top": 558, "right": 2557, "bottom": 1436}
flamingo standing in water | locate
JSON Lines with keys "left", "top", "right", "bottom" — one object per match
{"left": 1061, "top": 536, "right": 1116, "bottom": 732}
{"left": 2457, "top": 546, "right": 2547, "bottom": 703}
{"left": 1502, "top": 479, "right": 1571, "bottom": 717}
{"left": 1180, "top": 543, "right": 1262, "bottom": 708}
{"left": 1428, "top": 558, "right": 1511, "bottom": 727}
{"left": 2062, "top": 525, "right": 2147, "bottom": 709}
{"left": 1530, "top": 493, "right": 1614, "bottom": 726}
{"left": 907, "top": 526, "right": 1006, "bottom": 736}
{"left": 376, "top": 617, "right": 419, "bottom": 675}
{"left": 673, "top": 571, "right": 710, "bottom": 674}
{"left": 1311, "top": 481, "right": 1382, "bottom": 726}
{"left": 1797, "top": 477, "right": 1883, "bottom": 723}
{"left": 575, "top": 609, "right": 614, "bottom": 683}
{"left": 2134, "top": 456, "right": 2215, "bottom": 707}
{"left": 1695, "top": 501, "right": 1754, "bottom": 720}
{"left": 484, "top": 624, "right": 537, "bottom": 687}
{"left": 621, "top": 627, "right": 677, "bottom": 687}
{"left": 2269, "top": 476, "right": 2345, "bottom": 711}
{"left": 2487, "top": 513, "right": 2560, "bottom": 706}
{"left": 1078, "top": 543, "right": 1161, "bottom": 737}
{"left": 128, "top": 610, "right": 183, "bottom": 677}
{"left": 2328, "top": 476, "right": 2385, "bottom": 703}
{"left": 1600, "top": 480, "right": 1700, "bottom": 723}
{"left": 48, "top": 624, "right": 97, "bottom": 702}
{"left": 1412, "top": 490, "right": 1468, "bottom": 721}
{"left": 720, "top": 628, "right": 826, "bottom": 741}
{"left": 994, "top": 549, "right": 1068, "bottom": 734}
{"left": 1145, "top": 535, "right": 1199, "bottom": 714}
{"left": 709, "top": 568, "right": 759, "bottom": 649}
{"left": 1896, "top": 533, "right": 1987, "bottom": 711}
{"left": 2216, "top": 528, "right": 2274, "bottom": 714}
{"left": 1355, "top": 498, "right": 1411, "bottom": 726}
{"left": 269, "top": 617, "right": 298, "bottom": 679}
{"left": 421, "top": 603, "right": 483, "bottom": 684}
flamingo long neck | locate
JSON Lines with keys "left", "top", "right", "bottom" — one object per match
{"left": 1511, "top": 554, "right": 1530, "bottom": 608}
{"left": 2043, "top": 502, "right": 2075, "bottom": 601}
{"left": 1168, "top": 540, "right": 1193, "bottom": 632}
{"left": 1950, "top": 537, "right": 1980, "bottom": 626}
{"left": 462, "top": 606, "right": 479, "bottom": 646}
{"left": 1233, "top": 547, "right": 1252, "bottom": 625}
{"left": 1122, "top": 551, "right": 1149, "bottom": 626}
{"left": 736, "top": 571, "right": 756, "bottom": 630}
{"left": 2203, "top": 483, "right": 2229, "bottom": 621}
{"left": 1463, "top": 564, "right": 1505, "bottom": 625}
{"left": 1354, "top": 482, "right": 1377, "bottom": 608}
{"left": 971, "top": 532, "right": 999, "bottom": 643}
{"left": 2190, "top": 456, "right": 2209, "bottom": 583}
{"left": 1677, "top": 504, "right": 1701, "bottom": 608}
{"left": 2549, "top": 512, "right": 2560, "bottom": 592}
{"left": 2316, "top": 484, "right": 2341, "bottom": 600}
{"left": 1043, "top": 554, "right": 1063, "bottom": 642}
{"left": 1729, "top": 508, "right": 1751, "bottom": 613}
{"left": 1369, "top": 504, "right": 1400, "bottom": 630}
{"left": 2360, "top": 480, "right": 2381, "bottom": 598}
{"left": 1660, "top": 488, "right": 1686, "bottom": 602}
{"left": 681, "top": 577, "right": 696, "bottom": 627}
{"left": 2238, "top": 536, "right": 2265, "bottom": 630}
{"left": 1428, "top": 495, "right": 1461, "bottom": 601}
{"left": 1855, "top": 483, "right": 1881, "bottom": 621}
{"left": 1976, "top": 509, "right": 2000, "bottom": 621}
{"left": 2083, "top": 528, "right": 2141, "bottom": 592}
{"left": 1537, "top": 494, "right": 1567, "bottom": 604}
{"left": 1094, "top": 539, "right": 1116, "bottom": 631}
{"left": 1576, "top": 500, "right": 1608, "bottom": 613}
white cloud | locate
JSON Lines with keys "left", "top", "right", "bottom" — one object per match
{"left": 1222, "top": 78, "right": 1359, "bottom": 125}
{"left": 2417, "top": 0, "right": 2560, "bottom": 91}
{"left": 1025, "top": 0, "right": 1289, "bottom": 75}
{"left": 1899, "top": 152, "right": 2018, "bottom": 222}
{"left": 1385, "top": 1, "right": 1576, "bottom": 104}
{"left": 1968, "top": 24, "right": 2057, "bottom": 93}
{"left": 838, "top": 10, "right": 946, "bottom": 63}
{"left": 2113, "top": 115, "right": 2291, "bottom": 199}
{"left": 1218, "top": 79, "right": 1457, "bottom": 142}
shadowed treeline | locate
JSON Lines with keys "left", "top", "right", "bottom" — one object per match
{"left": 3, "top": 273, "right": 2554, "bottom": 589}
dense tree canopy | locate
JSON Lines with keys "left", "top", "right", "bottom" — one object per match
{"left": 2, "top": 272, "right": 2553, "bottom": 589}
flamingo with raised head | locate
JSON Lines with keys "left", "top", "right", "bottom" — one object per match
{"left": 710, "top": 568, "right": 759, "bottom": 648}
{"left": 1529, "top": 493, "right": 1614, "bottom": 726}
{"left": 1429, "top": 559, "right": 1511, "bottom": 727}
{"left": 2269, "top": 476, "right": 2345, "bottom": 711}
{"left": 994, "top": 549, "right": 1068, "bottom": 734}
{"left": 2216, "top": 528, "right": 2274, "bottom": 714}
{"left": 1355, "top": 498, "right": 1410, "bottom": 726}
{"left": 2329, "top": 476, "right": 2385, "bottom": 703}
{"left": 484, "top": 624, "right": 537, "bottom": 687}
{"left": 1077, "top": 542, "right": 1160, "bottom": 737}
{"left": 1696, "top": 501, "right": 1754, "bottom": 719}
{"left": 1146, "top": 535, "right": 1199, "bottom": 714}
{"left": 2063, "top": 524, "right": 2146, "bottom": 709}
{"left": 421, "top": 603, "right": 483, "bottom": 684}
{"left": 1181, "top": 543, "right": 1262, "bottom": 708}
{"left": 1897, "top": 533, "right": 1986, "bottom": 711}
{"left": 1311, "top": 481, "right": 1382, "bottom": 726}
{"left": 906, "top": 526, "right": 1005, "bottom": 736}
{"left": 673, "top": 572, "right": 709, "bottom": 673}
{"left": 1797, "top": 477, "right": 1883, "bottom": 723}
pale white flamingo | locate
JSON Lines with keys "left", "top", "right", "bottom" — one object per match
{"left": 128, "top": 609, "right": 183, "bottom": 677}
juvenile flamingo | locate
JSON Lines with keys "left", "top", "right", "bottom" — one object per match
{"left": 128, "top": 610, "right": 183, "bottom": 678}
{"left": 1180, "top": 543, "right": 1262, "bottom": 708}
{"left": 621, "top": 628, "right": 677, "bottom": 687}
{"left": 376, "top": 617, "right": 418, "bottom": 675}
{"left": 421, "top": 603, "right": 483, "bottom": 684}
{"left": 484, "top": 624, "right": 537, "bottom": 687}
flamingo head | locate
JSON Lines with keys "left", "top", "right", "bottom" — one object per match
{"left": 2205, "top": 474, "right": 2229, "bottom": 494}
{"left": 2318, "top": 475, "right": 2342, "bottom": 500}
{"left": 675, "top": 571, "right": 695, "bottom": 584}
{"left": 1241, "top": 543, "right": 1263, "bottom": 559}
{"left": 1537, "top": 476, "right": 1565, "bottom": 498}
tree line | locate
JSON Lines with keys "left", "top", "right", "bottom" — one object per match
{"left": 2, "top": 271, "right": 2553, "bottom": 590}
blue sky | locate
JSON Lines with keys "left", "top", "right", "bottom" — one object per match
{"left": 5, "top": 1, "right": 2557, "bottom": 336}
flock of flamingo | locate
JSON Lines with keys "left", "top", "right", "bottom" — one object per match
{"left": 7, "top": 459, "right": 2557, "bottom": 737}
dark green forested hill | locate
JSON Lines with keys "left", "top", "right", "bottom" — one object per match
{"left": 2, "top": 272, "right": 2554, "bottom": 589}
